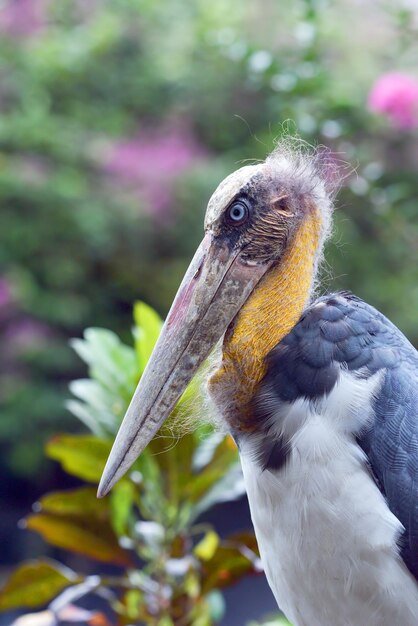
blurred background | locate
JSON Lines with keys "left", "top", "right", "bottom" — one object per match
{"left": 0, "top": 0, "right": 418, "bottom": 623}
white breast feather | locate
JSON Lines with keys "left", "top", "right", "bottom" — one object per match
{"left": 240, "top": 370, "right": 418, "bottom": 626}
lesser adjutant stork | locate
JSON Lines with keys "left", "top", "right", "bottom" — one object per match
{"left": 99, "top": 143, "right": 418, "bottom": 625}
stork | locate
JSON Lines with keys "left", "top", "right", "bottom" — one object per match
{"left": 98, "top": 143, "right": 418, "bottom": 626}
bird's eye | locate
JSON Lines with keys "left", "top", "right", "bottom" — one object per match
{"left": 227, "top": 200, "right": 249, "bottom": 225}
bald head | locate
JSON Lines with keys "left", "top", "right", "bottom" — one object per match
{"left": 202, "top": 145, "right": 335, "bottom": 268}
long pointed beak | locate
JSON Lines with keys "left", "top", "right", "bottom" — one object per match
{"left": 98, "top": 233, "right": 270, "bottom": 497}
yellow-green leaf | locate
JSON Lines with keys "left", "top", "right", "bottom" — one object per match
{"left": 46, "top": 434, "right": 112, "bottom": 483}
{"left": 133, "top": 301, "right": 162, "bottom": 372}
{"left": 194, "top": 531, "right": 220, "bottom": 561}
{"left": 0, "top": 559, "right": 80, "bottom": 611}
{"left": 157, "top": 617, "right": 174, "bottom": 626}
{"left": 25, "top": 514, "right": 131, "bottom": 566}
{"left": 110, "top": 481, "right": 136, "bottom": 536}
{"left": 38, "top": 487, "right": 109, "bottom": 518}
{"left": 123, "top": 589, "right": 144, "bottom": 621}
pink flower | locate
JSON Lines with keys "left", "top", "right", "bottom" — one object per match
{"left": 368, "top": 73, "right": 418, "bottom": 130}
{"left": 0, "top": 0, "right": 47, "bottom": 37}
{"left": 104, "top": 124, "right": 205, "bottom": 217}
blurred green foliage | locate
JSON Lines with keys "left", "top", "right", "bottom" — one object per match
{"left": 1, "top": 302, "right": 266, "bottom": 625}
{"left": 0, "top": 0, "right": 417, "bottom": 484}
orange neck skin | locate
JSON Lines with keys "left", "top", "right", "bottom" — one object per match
{"left": 208, "top": 211, "right": 322, "bottom": 431}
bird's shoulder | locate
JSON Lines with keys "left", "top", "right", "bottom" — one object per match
{"left": 263, "top": 290, "right": 418, "bottom": 403}
{"left": 257, "top": 290, "right": 418, "bottom": 581}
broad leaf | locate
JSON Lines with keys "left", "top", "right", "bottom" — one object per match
{"left": 173, "top": 371, "right": 204, "bottom": 412}
{"left": 66, "top": 379, "right": 123, "bottom": 435}
{"left": 185, "top": 435, "right": 238, "bottom": 504}
{"left": 37, "top": 486, "right": 109, "bottom": 518}
{"left": 147, "top": 431, "right": 196, "bottom": 507}
{"left": 69, "top": 379, "right": 116, "bottom": 414}
{"left": 65, "top": 398, "right": 108, "bottom": 437}
{"left": 194, "top": 531, "right": 220, "bottom": 561}
{"left": 25, "top": 513, "right": 131, "bottom": 566}
{"left": 122, "top": 589, "right": 145, "bottom": 622}
{"left": 157, "top": 618, "right": 174, "bottom": 626}
{"left": 70, "top": 328, "right": 137, "bottom": 401}
{"left": 31, "top": 488, "right": 128, "bottom": 563}
{"left": 192, "top": 432, "right": 226, "bottom": 471}
{"left": 110, "top": 481, "right": 136, "bottom": 536}
{"left": 46, "top": 434, "right": 112, "bottom": 483}
{"left": 191, "top": 461, "right": 246, "bottom": 520}
{"left": 133, "top": 301, "right": 162, "bottom": 372}
{"left": 0, "top": 559, "right": 80, "bottom": 611}
{"left": 201, "top": 532, "right": 261, "bottom": 592}
{"left": 129, "top": 447, "right": 167, "bottom": 522}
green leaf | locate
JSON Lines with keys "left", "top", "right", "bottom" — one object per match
{"left": 174, "top": 372, "right": 203, "bottom": 412}
{"left": 64, "top": 398, "right": 108, "bottom": 437}
{"left": 37, "top": 486, "right": 109, "bottom": 518}
{"left": 110, "top": 481, "right": 136, "bottom": 536}
{"left": 186, "top": 435, "right": 239, "bottom": 504}
{"left": 70, "top": 328, "right": 138, "bottom": 400}
{"left": 0, "top": 559, "right": 80, "bottom": 611}
{"left": 128, "top": 447, "right": 167, "bottom": 522}
{"left": 69, "top": 379, "right": 112, "bottom": 412}
{"left": 123, "top": 589, "right": 144, "bottom": 621}
{"left": 191, "top": 461, "right": 246, "bottom": 520}
{"left": 25, "top": 513, "right": 131, "bottom": 566}
{"left": 67, "top": 378, "right": 124, "bottom": 434}
{"left": 46, "top": 434, "right": 112, "bottom": 483}
{"left": 68, "top": 326, "right": 142, "bottom": 437}
{"left": 147, "top": 430, "right": 196, "bottom": 507}
{"left": 192, "top": 432, "right": 226, "bottom": 471}
{"left": 132, "top": 301, "right": 162, "bottom": 373}
{"left": 25, "top": 486, "right": 132, "bottom": 566}
{"left": 157, "top": 617, "right": 174, "bottom": 626}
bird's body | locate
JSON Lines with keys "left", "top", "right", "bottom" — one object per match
{"left": 237, "top": 293, "right": 418, "bottom": 626}
{"left": 242, "top": 428, "right": 418, "bottom": 626}
{"left": 100, "top": 141, "right": 418, "bottom": 625}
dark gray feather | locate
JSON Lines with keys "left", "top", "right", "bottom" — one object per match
{"left": 254, "top": 291, "right": 418, "bottom": 580}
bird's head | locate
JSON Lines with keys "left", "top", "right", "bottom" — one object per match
{"left": 98, "top": 142, "right": 337, "bottom": 497}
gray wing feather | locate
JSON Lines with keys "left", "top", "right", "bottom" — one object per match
{"left": 258, "top": 292, "right": 418, "bottom": 580}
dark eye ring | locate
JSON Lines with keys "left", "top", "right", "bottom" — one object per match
{"left": 227, "top": 200, "right": 249, "bottom": 225}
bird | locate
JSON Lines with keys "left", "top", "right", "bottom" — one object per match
{"left": 98, "top": 141, "right": 418, "bottom": 626}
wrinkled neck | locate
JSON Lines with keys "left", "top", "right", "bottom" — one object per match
{"left": 209, "top": 212, "right": 322, "bottom": 429}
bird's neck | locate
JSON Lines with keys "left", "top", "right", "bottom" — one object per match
{"left": 208, "top": 211, "right": 322, "bottom": 430}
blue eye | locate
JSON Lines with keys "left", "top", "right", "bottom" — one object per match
{"left": 227, "top": 201, "right": 249, "bottom": 224}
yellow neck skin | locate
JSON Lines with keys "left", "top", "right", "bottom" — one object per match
{"left": 209, "top": 210, "right": 322, "bottom": 429}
